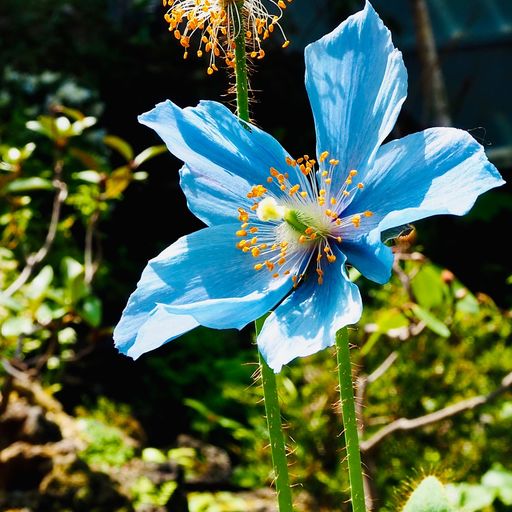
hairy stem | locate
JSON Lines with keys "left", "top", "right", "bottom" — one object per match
{"left": 336, "top": 327, "right": 366, "bottom": 512}
{"left": 255, "top": 319, "right": 294, "bottom": 512}
{"left": 233, "top": 2, "right": 250, "bottom": 121}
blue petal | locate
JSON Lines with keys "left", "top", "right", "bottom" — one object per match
{"left": 346, "top": 127, "right": 505, "bottom": 232}
{"left": 343, "top": 230, "right": 394, "bottom": 284}
{"left": 305, "top": 1, "right": 407, "bottom": 191}
{"left": 139, "top": 100, "right": 296, "bottom": 226}
{"left": 257, "top": 248, "right": 362, "bottom": 373}
{"left": 179, "top": 164, "right": 251, "bottom": 226}
{"left": 114, "top": 259, "right": 186, "bottom": 356}
{"left": 114, "top": 223, "right": 302, "bottom": 357}
{"left": 126, "top": 305, "right": 199, "bottom": 360}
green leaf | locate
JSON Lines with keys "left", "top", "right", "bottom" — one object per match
{"left": 482, "top": 466, "right": 512, "bottom": 505}
{"left": 25, "top": 265, "right": 54, "bottom": 301}
{"left": 58, "top": 326, "right": 77, "bottom": 345}
{"left": 1, "top": 316, "right": 34, "bottom": 337}
{"left": 132, "top": 171, "right": 148, "bottom": 181}
{"left": 79, "top": 295, "right": 102, "bottom": 327}
{"left": 62, "top": 257, "right": 83, "bottom": 284}
{"left": 445, "top": 483, "right": 495, "bottom": 512}
{"left": 403, "top": 476, "right": 453, "bottom": 512}
{"left": 411, "top": 305, "right": 450, "bottom": 338}
{"left": 61, "top": 257, "right": 86, "bottom": 304}
{"left": 455, "top": 292, "right": 480, "bottom": 315}
{"left": 70, "top": 117, "right": 96, "bottom": 135}
{"left": 133, "top": 145, "right": 166, "bottom": 168}
{"left": 361, "top": 308, "right": 409, "bottom": 356}
{"left": 104, "top": 135, "right": 134, "bottom": 162}
{"left": 0, "top": 294, "right": 24, "bottom": 312}
{"left": 142, "top": 448, "right": 167, "bottom": 464}
{"left": 73, "top": 170, "right": 102, "bottom": 184}
{"left": 69, "top": 148, "right": 102, "bottom": 171}
{"left": 103, "top": 166, "right": 132, "bottom": 199}
{"left": 53, "top": 105, "right": 86, "bottom": 121}
{"left": 411, "top": 264, "right": 447, "bottom": 310}
{"left": 5, "top": 177, "right": 53, "bottom": 193}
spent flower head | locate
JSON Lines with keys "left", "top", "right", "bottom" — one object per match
{"left": 115, "top": 2, "right": 504, "bottom": 372}
{"left": 163, "top": 0, "right": 292, "bottom": 74}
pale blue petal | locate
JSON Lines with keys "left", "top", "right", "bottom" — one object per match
{"left": 342, "top": 229, "right": 394, "bottom": 284}
{"left": 346, "top": 127, "right": 505, "bottom": 232}
{"left": 115, "top": 223, "right": 302, "bottom": 356}
{"left": 126, "top": 305, "right": 199, "bottom": 360}
{"left": 257, "top": 248, "right": 362, "bottom": 373}
{"left": 305, "top": 1, "right": 407, "bottom": 192}
{"left": 139, "top": 100, "right": 297, "bottom": 226}
{"left": 179, "top": 164, "right": 251, "bottom": 226}
{"left": 114, "top": 260, "right": 183, "bottom": 356}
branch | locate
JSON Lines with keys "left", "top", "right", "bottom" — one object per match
{"left": 2, "top": 161, "right": 67, "bottom": 297}
{"left": 361, "top": 371, "right": 512, "bottom": 453}
{"left": 410, "top": 0, "right": 452, "bottom": 126}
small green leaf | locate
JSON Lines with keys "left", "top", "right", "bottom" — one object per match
{"left": 482, "top": 466, "right": 512, "bottom": 505}
{"left": 25, "top": 265, "right": 54, "bottom": 301}
{"left": 445, "top": 483, "right": 495, "bottom": 512}
{"left": 53, "top": 105, "right": 85, "bottom": 121}
{"left": 62, "top": 257, "right": 83, "bottom": 284}
{"left": 133, "top": 171, "right": 148, "bottom": 181}
{"left": 104, "top": 135, "right": 134, "bottom": 162}
{"left": 103, "top": 166, "right": 132, "bottom": 199}
{"left": 72, "top": 116, "right": 96, "bottom": 132}
{"left": 1, "top": 316, "right": 34, "bottom": 337}
{"left": 142, "top": 448, "right": 167, "bottom": 464}
{"left": 61, "top": 257, "right": 86, "bottom": 304}
{"left": 69, "top": 148, "right": 102, "bottom": 171}
{"left": 73, "top": 170, "right": 102, "bottom": 184}
{"left": 411, "top": 264, "right": 447, "bottom": 310}
{"left": 361, "top": 309, "right": 409, "bottom": 356}
{"left": 5, "top": 177, "right": 53, "bottom": 193}
{"left": 403, "top": 476, "right": 453, "bottom": 512}
{"left": 133, "top": 145, "right": 166, "bottom": 168}
{"left": 411, "top": 304, "right": 450, "bottom": 338}
{"left": 0, "top": 294, "right": 24, "bottom": 312}
{"left": 79, "top": 295, "right": 102, "bottom": 327}
{"left": 58, "top": 327, "right": 77, "bottom": 345}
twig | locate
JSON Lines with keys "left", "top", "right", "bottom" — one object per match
{"left": 361, "top": 371, "right": 512, "bottom": 453}
{"left": 355, "top": 353, "right": 398, "bottom": 511}
{"left": 367, "top": 352, "right": 399, "bottom": 385}
{"left": 84, "top": 210, "right": 100, "bottom": 285}
{"left": 2, "top": 160, "right": 67, "bottom": 297}
{"left": 410, "top": 0, "right": 452, "bottom": 126}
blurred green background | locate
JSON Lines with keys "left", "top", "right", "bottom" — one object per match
{"left": 0, "top": 0, "right": 511, "bottom": 511}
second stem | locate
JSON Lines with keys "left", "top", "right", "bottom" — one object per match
{"left": 336, "top": 327, "right": 366, "bottom": 511}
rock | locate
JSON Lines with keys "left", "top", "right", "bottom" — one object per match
{"left": 38, "top": 458, "right": 134, "bottom": 512}
{"left": 0, "top": 399, "right": 61, "bottom": 450}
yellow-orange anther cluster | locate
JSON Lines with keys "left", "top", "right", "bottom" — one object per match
{"left": 234, "top": 152, "right": 374, "bottom": 286}
{"left": 162, "top": 0, "right": 293, "bottom": 74}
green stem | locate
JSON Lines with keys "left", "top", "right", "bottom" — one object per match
{"left": 256, "top": 318, "right": 294, "bottom": 512}
{"left": 336, "top": 327, "right": 366, "bottom": 512}
{"left": 233, "top": 3, "right": 250, "bottom": 121}
{"left": 234, "top": 4, "right": 289, "bottom": 508}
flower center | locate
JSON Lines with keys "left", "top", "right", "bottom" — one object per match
{"left": 235, "top": 152, "right": 373, "bottom": 285}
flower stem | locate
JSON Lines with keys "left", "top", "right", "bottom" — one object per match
{"left": 233, "top": 2, "right": 250, "bottom": 121}
{"left": 336, "top": 327, "right": 366, "bottom": 512}
{"left": 255, "top": 318, "right": 294, "bottom": 512}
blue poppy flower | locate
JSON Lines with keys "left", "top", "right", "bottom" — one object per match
{"left": 114, "top": 2, "right": 504, "bottom": 372}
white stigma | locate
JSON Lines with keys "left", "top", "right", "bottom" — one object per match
{"left": 256, "top": 197, "right": 286, "bottom": 222}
